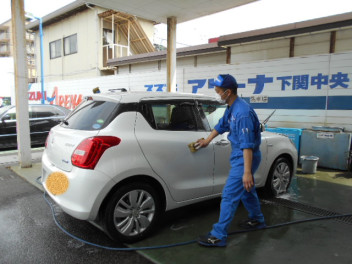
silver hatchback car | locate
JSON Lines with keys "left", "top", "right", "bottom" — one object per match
{"left": 42, "top": 91, "right": 297, "bottom": 243}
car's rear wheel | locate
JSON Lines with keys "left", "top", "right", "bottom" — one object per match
{"left": 265, "top": 157, "right": 293, "bottom": 197}
{"left": 103, "top": 182, "right": 161, "bottom": 243}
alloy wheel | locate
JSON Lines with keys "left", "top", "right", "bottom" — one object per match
{"left": 272, "top": 161, "right": 291, "bottom": 195}
{"left": 113, "top": 189, "right": 156, "bottom": 236}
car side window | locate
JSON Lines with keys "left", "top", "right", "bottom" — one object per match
{"left": 149, "top": 102, "right": 201, "bottom": 131}
{"left": 5, "top": 108, "right": 17, "bottom": 120}
{"left": 1, "top": 107, "right": 34, "bottom": 121}
{"left": 32, "top": 106, "right": 61, "bottom": 118}
{"left": 199, "top": 101, "right": 226, "bottom": 130}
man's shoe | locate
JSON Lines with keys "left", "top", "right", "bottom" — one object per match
{"left": 239, "top": 218, "right": 266, "bottom": 230}
{"left": 197, "top": 233, "right": 227, "bottom": 247}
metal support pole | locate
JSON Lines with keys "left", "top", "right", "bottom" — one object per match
{"left": 11, "top": 0, "right": 32, "bottom": 168}
{"left": 167, "top": 16, "right": 177, "bottom": 92}
{"left": 38, "top": 17, "right": 45, "bottom": 104}
{"left": 112, "top": 15, "right": 115, "bottom": 58}
{"left": 26, "top": 12, "right": 45, "bottom": 103}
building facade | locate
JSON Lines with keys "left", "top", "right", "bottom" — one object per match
{"left": 0, "top": 19, "right": 36, "bottom": 83}
{"left": 25, "top": 12, "right": 352, "bottom": 131}
{"left": 107, "top": 12, "right": 352, "bottom": 73}
{"left": 26, "top": 1, "right": 156, "bottom": 83}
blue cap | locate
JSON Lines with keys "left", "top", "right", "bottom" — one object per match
{"left": 214, "top": 74, "right": 238, "bottom": 90}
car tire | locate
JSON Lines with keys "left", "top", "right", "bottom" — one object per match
{"left": 103, "top": 182, "right": 162, "bottom": 243}
{"left": 264, "top": 157, "right": 293, "bottom": 197}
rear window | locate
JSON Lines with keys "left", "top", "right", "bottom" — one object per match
{"left": 62, "top": 100, "right": 119, "bottom": 130}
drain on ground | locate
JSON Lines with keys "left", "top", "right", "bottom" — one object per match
{"left": 262, "top": 198, "right": 352, "bottom": 225}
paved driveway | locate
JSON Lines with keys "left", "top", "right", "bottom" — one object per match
{"left": 0, "top": 165, "right": 151, "bottom": 264}
{"left": 2, "top": 150, "right": 352, "bottom": 264}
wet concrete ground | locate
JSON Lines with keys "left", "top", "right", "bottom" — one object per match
{"left": 2, "top": 151, "right": 352, "bottom": 264}
{"left": 132, "top": 169, "right": 352, "bottom": 264}
{"left": 0, "top": 165, "right": 151, "bottom": 264}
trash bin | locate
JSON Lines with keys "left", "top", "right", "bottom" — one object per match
{"left": 301, "top": 156, "right": 319, "bottom": 174}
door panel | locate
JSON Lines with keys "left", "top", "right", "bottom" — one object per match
{"left": 135, "top": 115, "right": 214, "bottom": 202}
{"left": 0, "top": 119, "right": 17, "bottom": 149}
{"left": 30, "top": 105, "right": 63, "bottom": 146}
{"left": 135, "top": 101, "right": 215, "bottom": 202}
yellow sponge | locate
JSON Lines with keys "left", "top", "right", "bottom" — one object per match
{"left": 188, "top": 139, "right": 203, "bottom": 153}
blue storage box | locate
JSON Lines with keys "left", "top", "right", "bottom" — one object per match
{"left": 265, "top": 127, "right": 303, "bottom": 155}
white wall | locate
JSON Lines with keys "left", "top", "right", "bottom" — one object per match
{"left": 117, "top": 52, "right": 228, "bottom": 74}
{"left": 295, "top": 32, "right": 330, "bottom": 56}
{"left": 177, "top": 56, "right": 195, "bottom": 68}
{"left": 229, "top": 28, "right": 352, "bottom": 64}
{"left": 231, "top": 38, "right": 290, "bottom": 63}
{"left": 26, "top": 52, "right": 352, "bottom": 131}
{"left": 33, "top": 7, "right": 157, "bottom": 82}
{"left": 26, "top": 19, "right": 352, "bottom": 131}
{"left": 336, "top": 28, "right": 352, "bottom": 52}
{"left": 197, "top": 52, "right": 226, "bottom": 66}
{"left": 138, "top": 18, "right": 155, "bottom": 44}
{"left": 131, "top": 61, "right": 159, "bottom": 73}
{"left": 35, "top": 8, "right": 104, "bottom": 82}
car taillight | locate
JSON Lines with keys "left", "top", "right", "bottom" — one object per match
{"left": 71, "top": 136, "right": 121, "bottom": 169}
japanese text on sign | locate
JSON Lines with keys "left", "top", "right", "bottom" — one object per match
{"left": 177, "top": 72, "right": 350, "bottom": 94}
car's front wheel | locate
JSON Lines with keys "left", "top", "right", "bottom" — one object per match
{"left": 265, "top": 157, "right": 293, "bottom": 197}
{"left": 103, "top": 182, "right": 162, "bottom": 243}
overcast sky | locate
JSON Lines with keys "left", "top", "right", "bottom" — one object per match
{"left": 1, "top": 0, "right": 352, "bottom": 47}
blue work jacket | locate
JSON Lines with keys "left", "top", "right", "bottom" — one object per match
{"left": 214, "top": 97, "right": 261, "bottom": 160}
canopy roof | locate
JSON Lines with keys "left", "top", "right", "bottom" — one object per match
{"left": 85, "top": 0, "right": 257, "bottom": 23}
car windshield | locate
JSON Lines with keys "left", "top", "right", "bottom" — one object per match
{"left": 61, "top": 99, "right": 119, "bottom": 130}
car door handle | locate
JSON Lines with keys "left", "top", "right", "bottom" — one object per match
{"left": 215, "top": 139, "right": 229, "bottom": 146}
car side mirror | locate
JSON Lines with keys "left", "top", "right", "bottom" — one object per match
{"left": 260, "top": 123, "right": 265, "bottom": 132}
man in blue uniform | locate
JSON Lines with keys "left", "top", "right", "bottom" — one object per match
{"left": 197, "top": 74, "right": 265, "bottom": 247}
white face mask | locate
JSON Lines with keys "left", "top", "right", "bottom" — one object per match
{"left": 215, "top": 90, "right": 228, "bottom": 104}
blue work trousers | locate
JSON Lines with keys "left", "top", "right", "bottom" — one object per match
{"left": 210, "top": 154, "right": 264, "bottom": 240}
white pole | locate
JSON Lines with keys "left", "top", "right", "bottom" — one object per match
{"left": 11, "top": 0, "right": 32, "bottom": 167}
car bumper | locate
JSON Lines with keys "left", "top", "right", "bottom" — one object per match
{"left": 41, "top": 152, "right": 115, "bottom": 220}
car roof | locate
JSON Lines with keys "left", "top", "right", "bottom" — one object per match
{"left": 87, "top": 91, "right": 216, "bottom": 103}
{"left": 4, "top": 104, "right": 67, "bottom": 108}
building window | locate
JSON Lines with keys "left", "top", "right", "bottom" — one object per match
{"left": 64, "top": 34, "right": 77, "bottom": 56}
{"left": 103, "top": 29, "right": 114, "bottom": 45}
{"left": 0, "top": 43, "right": 8, "bottom": 52}
{"left": 49, "top": 39, "right": 61, "bottom": 59}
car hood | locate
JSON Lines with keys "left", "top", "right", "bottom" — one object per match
{"left": 45, "top": 125, "right": 99, "bottom": 172}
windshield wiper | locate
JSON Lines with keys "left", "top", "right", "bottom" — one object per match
{"left": 62, "top": 120, "right": 69, "bottom": 126}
